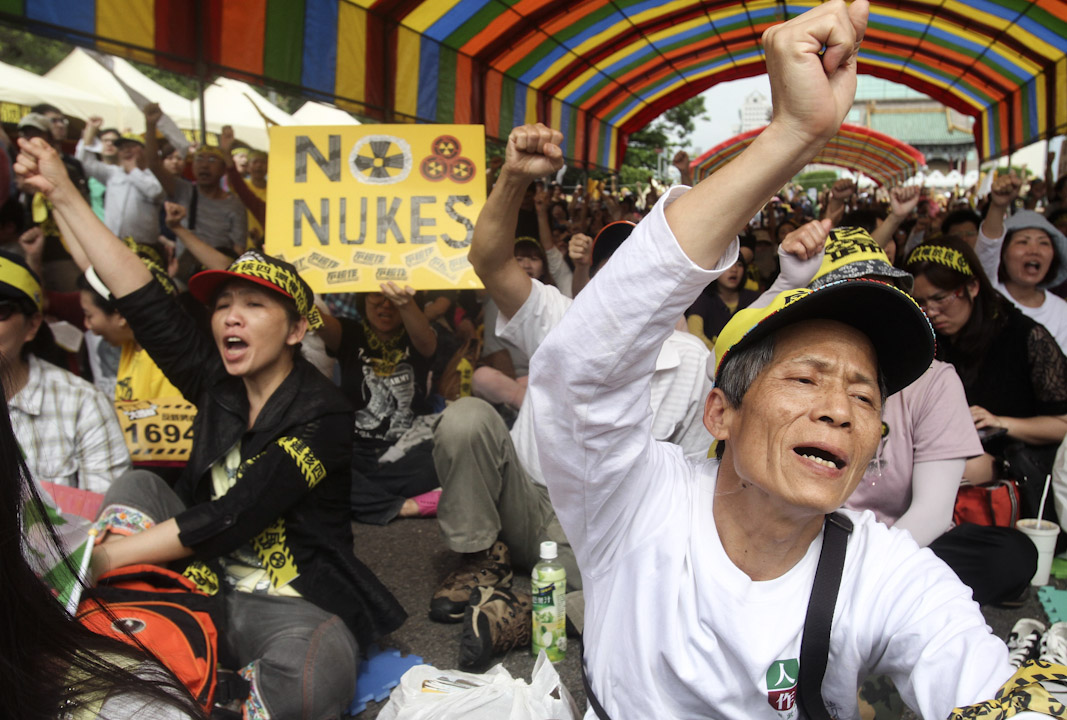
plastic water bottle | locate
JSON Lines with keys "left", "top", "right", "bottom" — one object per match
{"left": 531, "top": 541, "right": 566, "bottom": 661}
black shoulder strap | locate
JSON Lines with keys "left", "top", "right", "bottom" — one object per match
{"left": 582, "top": 646, "right": 612, "bottom": 720}
{"left": 797, "top": 511, "right": 854, "bottom": 720}
{"left": 581, "top": 511, "right": 853, "bottom": 720}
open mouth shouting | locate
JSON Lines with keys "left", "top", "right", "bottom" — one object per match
{"left": 1021, "top": 259, "right": 1047, "bottom": 276}
{"left": 223, "top": 335, "right": 249, "bottom": 359}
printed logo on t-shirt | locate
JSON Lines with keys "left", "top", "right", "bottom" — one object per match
{"left": 766, "top": 658, "right": 799, "bottom": 718}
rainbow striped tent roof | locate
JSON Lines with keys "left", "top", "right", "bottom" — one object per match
{"left": 693, "top": 123, "right": 927, "bottom": 187}
{"left": 5, "top": 0, "right": 1064, "bottom": 171}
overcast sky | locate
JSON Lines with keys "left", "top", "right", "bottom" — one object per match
{"left": 689, "top": 75, "right": 771, "bottom": 157}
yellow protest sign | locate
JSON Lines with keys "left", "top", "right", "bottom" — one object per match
{"left": 265, "top": 124, "right": 486, "bottom": 292}
{"left": 114, "top": 399, "right": 196, "bottom": 463}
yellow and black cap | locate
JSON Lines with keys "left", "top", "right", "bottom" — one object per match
{"left": 713, "top": 279, "right": 934, "bottom": 397}
{"left": 809, "top": 226, "right": 913, "bottom": 292}
{"left": 188, "top": 250, "right": 323, "bottom": 330}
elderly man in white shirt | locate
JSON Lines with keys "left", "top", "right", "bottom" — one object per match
{"left": 521, "top": 2, "right": 1045, "bottom": 718}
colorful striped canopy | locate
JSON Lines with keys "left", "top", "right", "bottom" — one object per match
{"left": 692, "top": 123, "right": 927, "bottom": 187}
{"left": 4, "top": 0, "right": 1064, "bottom": 171}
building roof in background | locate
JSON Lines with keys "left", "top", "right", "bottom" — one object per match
{"left": 854, "top": 76, "right": 930, "bottom": 102}
{"left": 869, "top": 111, "right": 975, "bottom": 146}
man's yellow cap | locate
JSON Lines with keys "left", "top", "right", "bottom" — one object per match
{"left": 713, "top": 279, "right": 934, "bottom": 397}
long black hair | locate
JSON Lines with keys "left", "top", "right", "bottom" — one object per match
{"left": 904, "top": 235, "right": 1011, "bottom": 386}
{"left": 0, "top": 362, "right": 204, "bottom": 719}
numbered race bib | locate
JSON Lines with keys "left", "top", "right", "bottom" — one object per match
{"left": 114, "top": 399, "right": 196, "bottom": 464}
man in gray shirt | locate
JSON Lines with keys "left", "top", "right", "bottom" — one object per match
{"left": 144, "top": 105, "right": 246, "bottom": 273}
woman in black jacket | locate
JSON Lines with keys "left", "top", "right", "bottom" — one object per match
{"left": 15, "top": 137, "right": 406, "bottom": 719}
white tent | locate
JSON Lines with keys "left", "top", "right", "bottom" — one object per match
{"left": 44, "top": 48, "right": 196, "bottom": 133}
{"left": 290, "top": 101, "right": 360, "bottom": 126}
{"left": 43, "top": 50, "right": 293, "bottom": 149}
{"left": 202, "top": 77, "right": 294, "bottom": 150}
{"left": 0, "top": 59, "right": 121, "bottom": 126}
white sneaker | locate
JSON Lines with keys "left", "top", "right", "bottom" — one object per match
{"left": 1008, "top": 618, "right": 1046, "bottom": 667}
{"left": 1040, "top": 622, "right": 1067, "bottom": 665}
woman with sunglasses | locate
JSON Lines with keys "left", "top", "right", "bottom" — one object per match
{"left": 904, "top": 237, "right": 1067, "bottom": 485}
{"left": 14, "top": 136, "right": 406, "bottom": 720}
{"left": 0, "top": 249, "right": 129, "bottom": 493}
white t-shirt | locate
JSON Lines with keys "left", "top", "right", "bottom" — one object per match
{"left": 977, "top": 226, "right": 1067, "bottom": 355}
{"left": 499, "top": 277, "right": 713, "bottom": 487}
{"left": 528, "top": 187, "right": 1012, "bottom": 720}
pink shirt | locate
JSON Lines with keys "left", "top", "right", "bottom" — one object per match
{"left": 847, "top": 360, "right": 982, "bottom": 526}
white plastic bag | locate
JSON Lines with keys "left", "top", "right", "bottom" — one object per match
{"left": 378, "top": 651, "right": 579, "bottom": 720}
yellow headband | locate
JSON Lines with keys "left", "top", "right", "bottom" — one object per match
{"left": 0, "top": 256, "right": 43, "bottom": 311}
{"left": 905, "top": 245, "right": 973, "bottom": 277}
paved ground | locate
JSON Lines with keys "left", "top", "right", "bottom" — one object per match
{"left": 350, "top": 516, "right": 1055, "bottom": 719}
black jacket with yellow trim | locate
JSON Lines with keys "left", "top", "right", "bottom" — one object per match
{"left": 114, "top": 279, "right": 407, "bottom": 649}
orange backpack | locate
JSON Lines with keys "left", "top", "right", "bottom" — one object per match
{"left": 77, "top": 564, "right": 221, "bottom": 712}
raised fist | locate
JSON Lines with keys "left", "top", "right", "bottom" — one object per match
{"left": 503, "top": 124, "right": 565, "bottom": 182}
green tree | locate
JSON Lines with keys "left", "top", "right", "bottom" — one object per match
{"left": 0, "top": 25, "right": 71, "bottom": 74}
{"left": 618, "top": 95, "right": 708, "bottom": 189}
{"left": 129, "top": 61, "right": 200, "bottom": 100}
{"left": 795, "top": 169, "right": 838, "bottom": 191}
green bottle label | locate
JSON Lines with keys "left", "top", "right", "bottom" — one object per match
{"left": 531, "top": 564, "right": 566, "bottom": 661}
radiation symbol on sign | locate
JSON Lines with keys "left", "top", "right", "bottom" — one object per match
{"left": 420, "top": 135, "right": 476, "bottom": 184}
{"left": 448, "top": 157, "right": 475, "bottom": 183}
{"left": 269, "top": 552, "right": 287, "bottom": 569}
{"left": 432, "top": 135, "right": 461, "bottom": 159}
{"left": 349, "top": 135, "right": 413, "bottom": 185}
{"left": 420, "top": 155, "right": 448, "bottom": 182}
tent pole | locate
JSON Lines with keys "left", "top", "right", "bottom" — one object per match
{"left": 195, "top": 0, "right": 207, "bottom": 144}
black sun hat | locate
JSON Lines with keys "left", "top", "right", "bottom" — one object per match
{"left": 713, "top": 279, "right": 935, "bottom": 396}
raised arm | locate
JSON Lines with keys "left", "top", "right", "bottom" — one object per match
{"left": 753, "top": 218, "right": 832, "bottom": 306}
{"left": 219, "top": 126, "right": 266, "bottom": 228}
{"left": 976, "top": 173, "right": 1021, "bottom": 281}
{"left": 568, "top": 232, "right": 593, "bottom": 296}
{"left": 469, "top": 124, "right": 564, "bottom": 319}
{"left": 380, "top": 282, "right": 436, "bottom": 358}
{"left": 820, "top": 178, "right": 855, "bottom": 225}
{"left": 981, "top": 172, "right": 1021, "bottom": 243}
{"left": 871, "top": 185, "right": 920, "bottom": 249}
{"left": 672, "top": 150, "right": 693, "bottom": 187}
{"left": 163, "top": 202, "right": 231, "bottom": 271}
{"left": 143, "top": 103, "right": 179, "bottom": 199}
{"left": 15, "top": 138, "right": 151, "bottom": 296}
{"left": 664, "top": 0, "right": 868, "bottom": 269}
{"left": 527, "top": 0, "right": 870, "bottom": 563}
{"left": 48, "top": 202, "right": 94, "bottom": 273}
{"left": 74, "top": 117, "right": 112, "bottom": 184}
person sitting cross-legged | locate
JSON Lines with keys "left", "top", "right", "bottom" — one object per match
{"left": 427, "top": 128, "right": 712, "bottom": 673}
{"left": 14, "top": 136, "right": 406, "bottom": 720}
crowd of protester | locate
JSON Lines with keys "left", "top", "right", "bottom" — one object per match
{"left": 2, "top": 7, "right": 1067, "bottom": 712}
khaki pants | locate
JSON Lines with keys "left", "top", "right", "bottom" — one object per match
{"left": 431, "top": 397, "right": 582, "bottom": 590}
